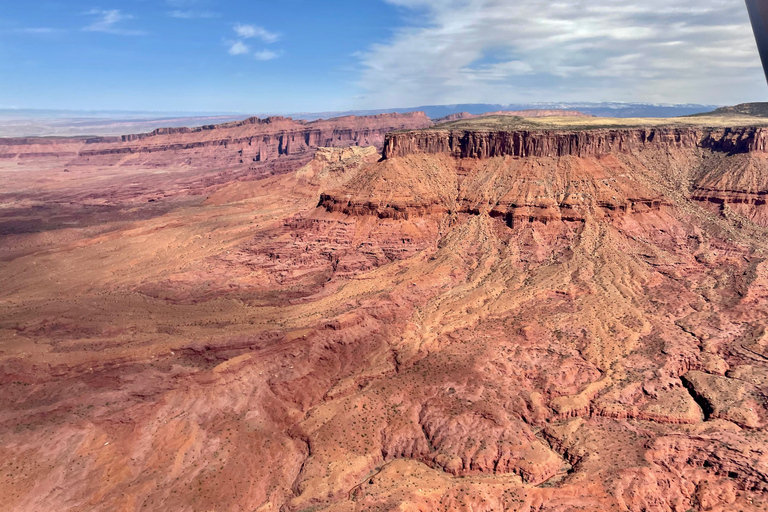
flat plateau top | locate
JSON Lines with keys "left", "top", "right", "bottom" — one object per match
{"left": 427, "top": 114, "right": 768, "bottom": 132}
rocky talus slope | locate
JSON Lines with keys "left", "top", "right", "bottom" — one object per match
{"left": 1, "top": 122, "right": 768, "bottom": 512}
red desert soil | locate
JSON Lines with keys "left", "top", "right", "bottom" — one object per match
{"left": 1, "top": 114, "right": 768, "bottom": 512}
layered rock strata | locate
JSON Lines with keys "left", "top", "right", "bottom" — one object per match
{"left": 0, "top": 112, "right": 431, "bottom": 169}
{"left": 0, "top": 113, "right": 432, "bottom": 237}
{"left": 381, "top": 127, "right": 768, "bottom": 228}
{"left": 383, "top": 126, "right": 768, "bottom": 160}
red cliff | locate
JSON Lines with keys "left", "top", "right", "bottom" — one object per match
{"left": 383, "top": 126, "right": 768, "bottom": 159}
{"left": 0, "top": 112, "right": 432, "bottom": 173}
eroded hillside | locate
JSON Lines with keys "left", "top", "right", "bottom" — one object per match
{"left": 1, "top": 119, "right": 768, "bottom": 512}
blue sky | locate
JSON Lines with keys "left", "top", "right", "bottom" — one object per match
{"left": 1, "top": 0, "right": 766, "bottom": 113}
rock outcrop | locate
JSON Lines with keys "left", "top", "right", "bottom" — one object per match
{"left": 100, "top": 112, "right": 431, "bottom": 163}
{"left": 0, "top": 113, "right": 432, "bottom": 237}
{"left": 383, "top": 126, "right": 768, "bottom": 160}
{"left": 433, "top": 109, "right": 593, "bottom": 123}
{"left": 381, "top": 126, "right": 768, "bottom": 228}
{"left": 0, "top": 111, "right": 431, "bottom": 174}
{"left": 318, "top": 152, "right": 665, "bottom": 226}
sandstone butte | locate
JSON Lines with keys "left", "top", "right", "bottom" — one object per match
{"left": 1, "top": 111, "right": 768, "bottom": 512}
{"left": 432, "top": 110, "right": 594, "bottom": 123}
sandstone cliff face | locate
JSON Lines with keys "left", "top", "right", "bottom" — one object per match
{"left": 0, "top": 111, "right": 431, "bottom": 172}
{"left": 318, "top": 152, "right": 665, "bottom": 227}
{"left": 0, "top": 113, "right": 432, "bottom": 238}
{"left": 689, "top": 151, "right": 768, "bottom": 226}
{"left": 382, "top": 126, "right": 736, "bottom": 159}
{"left": 385, "top": 126, "right": 768, "bottom": 159}
{"left": 95, "top": 112, "right": 431, "bottom": 163}
{"left": 381, "top": 127, "right": 768, "bottom": 228}
{"left": 0, "top": 136, "right": 97, "bottom": 159}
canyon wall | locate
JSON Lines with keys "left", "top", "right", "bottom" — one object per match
{"left": 103, "top": 112, "right": 432, "bottom": 162}
{"left": 0, "top": 113, "right": 432, "bottom": 236}
{"left": 0, "top": 112, "right": 432, "bottom": 171}
{"left": 381, "top": 126, "right": 768, "bottom": 227}
{"left": 383, "top": 126, "right": 768, "bottom": 159}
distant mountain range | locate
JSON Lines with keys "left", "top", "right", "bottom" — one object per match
{"left": 0, "top": 102, "right": 722, "bottom": 137}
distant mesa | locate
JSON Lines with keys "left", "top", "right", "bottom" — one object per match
{"left": 701, "top": 102, "right": 768, "bottom": 118}
{"left": 433, "top": 109, "right": 593, "bottom": 123}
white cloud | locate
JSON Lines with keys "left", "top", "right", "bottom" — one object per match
{"left": 169, "top": 10, "right": 220, "bottom": 19}
{"left": 254, "top": 49, "right": 280, "bottom": 61}
{"left": 16, "top": 28, "right": 55, "bottom": 34}
{"left": 83, "top": 9, "right": 145, "bottom": 36}
{"left": 228, "top": 41, "right": 250, "bottom": 55}
{"left": 233, "top": 23, "right": 279, "bottom": 43}
{"left": 227, "top": 23, "right": 281, "bottom": 59}
{"left": 357, "top": 0, "right": 765, "bottom": 106}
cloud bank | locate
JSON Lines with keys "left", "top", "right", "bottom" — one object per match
{"left": 83, "top": 9, "right": 145, "bottom": 36}
{"left": 233, "top": 24, "right": 279, "bottom": 43}
{"left": 168, "top": 10, "right": 220, "bottom": 19}
{"left": 357, "top": 0, "right": 765, "bottom": 106}
{"left": 227, "top": 23, "right": 281, "bottom": 60}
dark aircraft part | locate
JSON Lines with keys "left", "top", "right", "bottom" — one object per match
{"left": 747, "top": 0, "right": 768, "bottom": 84}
